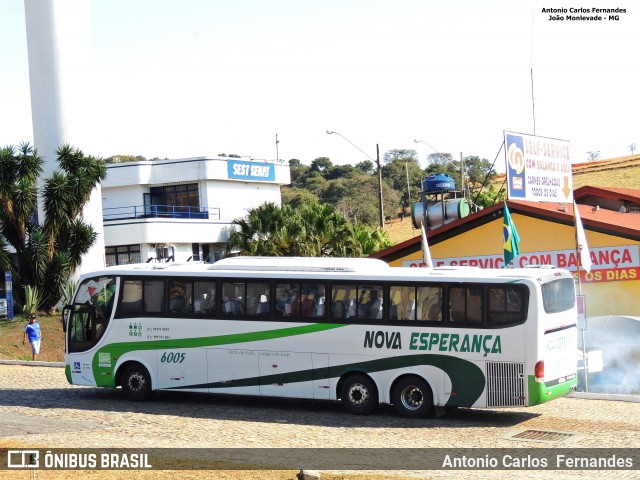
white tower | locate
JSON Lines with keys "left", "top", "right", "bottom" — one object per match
{"left": 24, "top": 0, "right": 105, "bottom": 273}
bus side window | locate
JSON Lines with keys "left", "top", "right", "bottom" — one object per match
{"left": 466, "top": 287, "right": 483, "bottom": 324}
{"left": 332, "top": 285, "right": 355, "bottom": 320}
{"left": 144, "top": 280, "right": 164, "bottom": 313}
{"left": 417, "top": 286, "right": 442, "bottom": 322}
{"left": 169, "top": 280, "right": 192, "bottom": 314}
{"left": 449, "top": 287, "right": 466, "bottom": 323}
{"left": 247, "top": 282, "right": 270, "bottom": 317}
{"left": 222, "top": 282, "right": 245, "bottom": 316}
{"left": 389, "top": 286, "right": 415, "bottom": 321}
{"left": 299, "top": 283, "right": 318, "bottom": 318}
{"left": 315, "top": 296, "right": 325, "bottom": 317}
{"left": 194, "top": 281, "right": 216, "bottom": 315}
{"left": 120, "top": 280, "right": 143, "bottom": 316}
{"left": 450, "top": 286, "right": 482, "bottom": 324}
{"left": 488, "top": 287, "right": 525, "bottom": 325}
{"left": 275, "top": 283, "right": 294, "bottom": 317}
{"left": 363, "top": 287, "right": 383, "bottom": 320}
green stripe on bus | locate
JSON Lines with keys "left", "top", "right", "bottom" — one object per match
{"left": 168, "top": 354, "right": 485, "bottom": 407}
{"left": 92, "top": 323, "right": 346, "bottom": 386}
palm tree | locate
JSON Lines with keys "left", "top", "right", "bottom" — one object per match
{"left": 351, "top": 223, "right": 392, "bottom": 256}
{"left": 227, "top": 201, "right": 378, "bottom": 258}
{"left": 0, "top": 142, "right": 106, "bottom": 311}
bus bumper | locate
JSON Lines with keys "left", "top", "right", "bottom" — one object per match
{"left": 528, "top": 375, "right": 577, "bottom": 406}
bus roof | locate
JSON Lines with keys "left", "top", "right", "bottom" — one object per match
{"left": 80, "top": 257, "right": 572, "bottom": 284}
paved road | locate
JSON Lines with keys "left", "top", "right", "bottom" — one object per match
{"left": 0, "top": 363, "right": 639, "bottom": 479}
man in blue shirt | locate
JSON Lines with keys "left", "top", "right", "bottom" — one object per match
{"left": 23, "top": 314, "right": 42, "bottom": 361}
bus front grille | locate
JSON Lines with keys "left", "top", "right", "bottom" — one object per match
{"left": 486, "top": 362, "right": 526, "bottom": 407}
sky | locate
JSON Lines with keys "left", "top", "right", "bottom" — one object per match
{"left": 1, "top": 0, "right": 638, "bottom": 170}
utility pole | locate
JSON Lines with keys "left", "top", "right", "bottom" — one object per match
{"left": 460, "top": 152, "right": 465, "bottom": 197}
{"left": 377, "top": 144, "right": 384, "bottom": 229}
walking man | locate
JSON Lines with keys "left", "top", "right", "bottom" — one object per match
{"left": 23, "top": 314, "right": 42, "bottom": 361}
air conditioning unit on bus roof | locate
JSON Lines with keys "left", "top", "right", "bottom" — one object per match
{"left": 208, "top": 256, "right": 389, "bottom": 272}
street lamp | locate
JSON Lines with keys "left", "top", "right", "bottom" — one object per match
{"left": 326, "top": 130, "right": 384, "bottom": 229}
{"left": 413, "top": 138, "right": 450, "bottom": 165}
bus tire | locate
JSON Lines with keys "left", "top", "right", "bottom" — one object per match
{"left": 121, "top": 363, "right": 152, "bottom": 401}
{"left": 392, "top": 376, "right": 433, "bottom": 418}
{"left": 340, "top": 374, "right": 378, "bottom": 415}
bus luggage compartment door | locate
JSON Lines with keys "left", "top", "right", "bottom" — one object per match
{"left": 207, "top": 348, "right": 261, "bottom": 395}
{"left": 258, "top": 351, "right": 318, "bottom": 399}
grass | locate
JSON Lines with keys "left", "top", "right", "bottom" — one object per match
{"left": 384, "top": 217, "right": 418, "bottom": 246}
{"left": 0, "top": 312, "right": 65, "bottom": 362}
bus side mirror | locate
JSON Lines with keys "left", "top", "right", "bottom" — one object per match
{"left": 61, "top": 305, "right": 71, "bottom": 333}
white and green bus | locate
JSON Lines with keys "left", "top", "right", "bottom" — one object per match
{"left": 63, "top": 256, "right": 577, "bottom": 417}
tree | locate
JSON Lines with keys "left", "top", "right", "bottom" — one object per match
{"left": 473, "top": 183, "right": 506, "bottom": 208}
{"left": 226, "top": 202, "right": 299, "bottom": 256}
{"left": 105, "top": 154, "right": 147, "bottom": 163}
{"left": 227, "top": 201, "right": 391, "bottom": 258}
{"left": 310, "top": 157, "right": 333, "bottom": 174}
{"left": 288, "top": 159, "right": 310, "bottom": 188}
{"left": 381, "top": 149, "right": 423, "bottom": 218}
{"left": 629, "top": 143, "right": 637, "bottom": 155}
{"left": 355, "top": 160, "right": 375, "bottom": 175}
{"left": 0, "top": 142, "right": 107, "bottom": 311}
{"left": 280, "top": 187, "right": 318, "bottom": 208}
{"left": 351, "top": 223, "right": 392, "bottom": 256}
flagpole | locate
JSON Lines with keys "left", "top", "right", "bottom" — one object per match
{"left": 574, "top": 202, "right": 588, "bottom": 393}
{"left": 420, "top": 223, "right": 433, "bottom": 268}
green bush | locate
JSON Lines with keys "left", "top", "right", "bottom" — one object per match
{"left": 23, "top": 285, "right": 43, "bottom": 314}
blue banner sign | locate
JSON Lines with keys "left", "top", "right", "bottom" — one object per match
{"left": 227, "top": 160, "right": 275, "bottom": 181}
{"left": 4, "top": 271, "right": 14, "bottom": 320}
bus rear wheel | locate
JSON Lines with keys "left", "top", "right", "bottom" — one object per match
{"left": 121, "top": 363, "right": 152, "bottom": 401}
{"left": 392, "top": 376, "right": 433, "bottom": 418}
{"left": 340, "top": 374, "right": 378, "bottom": 415}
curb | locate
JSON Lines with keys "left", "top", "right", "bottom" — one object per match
{"left": 0, "top": 359, "right": 64, "bottom": 368}
{"left": 568, "top": 391, "right": 640, "bottom": 403}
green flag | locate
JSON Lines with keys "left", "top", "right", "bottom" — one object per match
{"left": 503, "top": 202, "right": 520, "bottom": 267}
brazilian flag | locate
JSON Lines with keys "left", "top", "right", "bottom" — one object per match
{"left": 503, "top": 202, "right": 520, "bottom": 268}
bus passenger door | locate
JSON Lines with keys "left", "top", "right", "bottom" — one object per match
{"left": 258, "top": 352, "right": 315, "bottom": 398}
{"left": 206, "top": 348, "right": 261, "bottom": 395}
{"left": 156, "top": 348, "right": 208, "bottom": 392}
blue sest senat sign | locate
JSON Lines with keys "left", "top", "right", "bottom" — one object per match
{"left": 227, "top": 160, "right": 275, "bottom": 181}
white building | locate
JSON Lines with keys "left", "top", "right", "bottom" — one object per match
{"left": 101, "top": 156, "right": 290, "bottom": 265}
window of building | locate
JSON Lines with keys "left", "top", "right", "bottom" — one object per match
{"left": 148, "top": 183, "right": 201, "bottom": 217}
{"left": 105, "top": 244, "right": 141, "bottom": 267}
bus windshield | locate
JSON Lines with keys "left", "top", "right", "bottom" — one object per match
{"left": 66, "top": 276, "right": 117, "bottom": 352}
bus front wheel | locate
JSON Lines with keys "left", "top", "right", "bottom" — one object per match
{"left": 392, "top": 376, "right": 433, "bottom": 418}
{"left": 121, "top": 363, "right": 152, "bottom": 401}
{"left": 340, "top": 374, "right": 378, "bottom": 415}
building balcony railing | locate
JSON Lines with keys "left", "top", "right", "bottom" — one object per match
{"left": 103, "top": 205, "right": 221, "bottom": 221}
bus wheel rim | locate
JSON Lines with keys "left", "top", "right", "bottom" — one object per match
{"left": 400, "top": 385, "right": 423, "bottom": 410}
{"left": 348, "top": 383, "right": 369, "bottom": 405}
{"left": 129, "top": 372, "right": 146, "bottom": 393}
